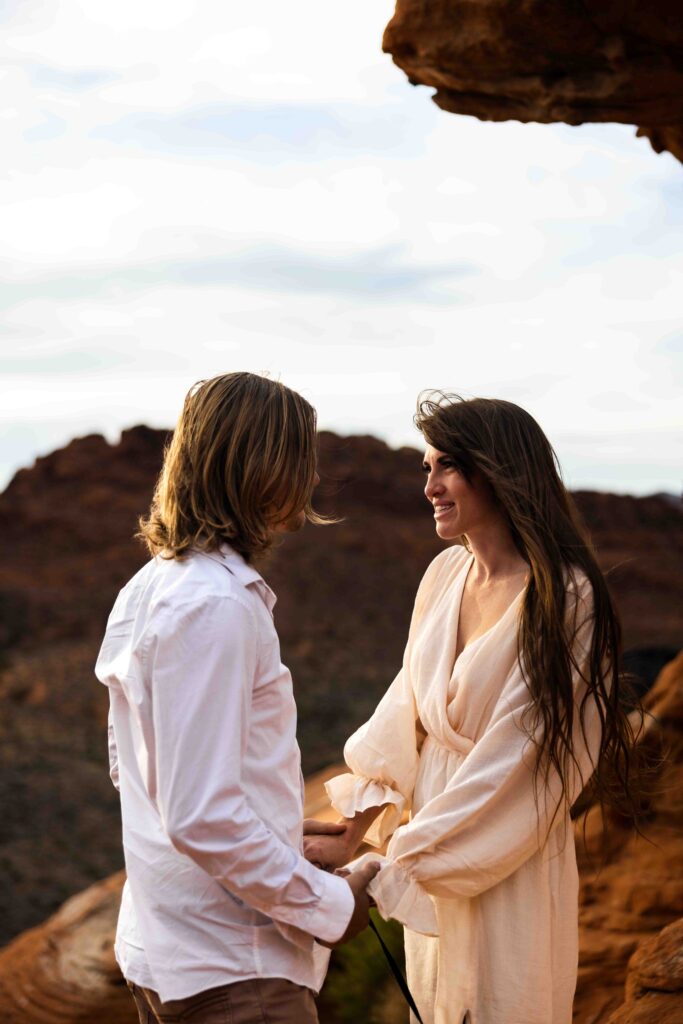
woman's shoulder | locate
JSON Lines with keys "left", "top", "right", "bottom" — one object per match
{"left": 426, "top": 543, "right": 470, "bottom": 577}
{"left": 416, "top": 544, "right": 470, "bottom": 601}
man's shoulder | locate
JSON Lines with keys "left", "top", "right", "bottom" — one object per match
{"left": 119, "top": 550, "right": 259, "bottom": 626}
{"left": 158, "top": 550, "right": 258, "bottom": 610}
{"left": 98, "top": 552, "right": 269, "bottom": 688}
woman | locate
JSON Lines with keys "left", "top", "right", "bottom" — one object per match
{"left": 304, "top": 394, "right": 641, "bottom": 1024}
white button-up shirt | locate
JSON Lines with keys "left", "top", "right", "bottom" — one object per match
{"left": 95, "top": 543, "right": 353, "bottom": 1002}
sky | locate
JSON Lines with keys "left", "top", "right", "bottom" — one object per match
{"left": 1, "top": 0, "right": 681, "bottom": 495}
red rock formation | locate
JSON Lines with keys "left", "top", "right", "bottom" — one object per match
{"left": 637, "top": 125, "right": 683, "bottom": 164}
{"left": 0, "top": 429, "right": 680, "bottom": 948}
{"left": 0, "top": 872, "right": 132, "bottom": 1024}
{"left": 609, "top": 917, "right": 683, "bottom": 1022}
{"left": 574, "top": 651, "right": 683, "bottom": 1022}
{"left": 382, "top": 0, "right": 683, "bottom": 162}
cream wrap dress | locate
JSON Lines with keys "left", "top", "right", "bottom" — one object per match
{"left": 326, "top": 545, "right": 603, "bottom": 1024}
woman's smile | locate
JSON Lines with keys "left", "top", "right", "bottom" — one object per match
{"left": 433, "top": 501, "right": 455, "bottom": 520}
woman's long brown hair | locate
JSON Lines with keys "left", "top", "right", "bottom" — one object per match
{"left": 415, "top": 392, "right": 648, "bottom": 851}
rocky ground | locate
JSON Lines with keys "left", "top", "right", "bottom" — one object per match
{"left": 0, "top": 653, "right": 682, "bottom": 1023}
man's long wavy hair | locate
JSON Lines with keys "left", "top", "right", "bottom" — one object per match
{"left": 139, "top": 373, "right": 326, "bottom": 562}
{"left": 415, "top": 392, "right": 648, "bottom": 852}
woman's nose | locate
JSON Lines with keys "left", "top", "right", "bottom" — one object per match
{"left": 424, "top": 474, "right": 441, "bottom": 500}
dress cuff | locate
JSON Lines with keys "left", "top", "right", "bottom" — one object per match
{"left": 351, "top": 852, "right": 438, "bottom": 937}
{"left": 324, "top": 772, "right": 406, "bottom": 847}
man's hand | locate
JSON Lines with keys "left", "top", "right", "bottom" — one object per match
{"left": 303, "top": 818, "right": 360, "bottom": 872}
{"left": 303, "top": 819, "right": 346, "bottom": 839}
{"left": 317, "top": 861, "right": 381, "bottom": 947}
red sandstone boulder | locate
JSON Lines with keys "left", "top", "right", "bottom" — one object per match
{"left": 0, "top": 872, "right": 133, "bottom": 1024}
{"left": 574, "top": 651, "right": 683, "bottom": 1022}
{"left": 626, "top": 917, "right": 683, "bottom": 998}
{"left": 604, "top": 918, "right": 683, "bottom": 1022}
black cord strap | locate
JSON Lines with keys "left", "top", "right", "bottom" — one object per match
{"left": 369, "top": 917, "right": 424, "bottom": 1024}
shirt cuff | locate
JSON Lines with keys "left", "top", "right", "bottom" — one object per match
{"left": 325, "top": 772, "right": 406, "bottom": 847}
{"left": 302, "top": 867, "right": 355, "bottom": 944}
{"left": 351, "top": 852, "right": 438, "bottom": 937}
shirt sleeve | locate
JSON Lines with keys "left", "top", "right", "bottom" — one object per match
{"left": 146, "top": 594, "right": 353, "bottom": 944}
{"left": 369, "top": 576, "right": 604, "bottom": 925}
{"left": 107, "top": 705, "right": 120, "bottom": 792}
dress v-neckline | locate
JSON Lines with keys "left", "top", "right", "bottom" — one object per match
{"left": 450, "top": 552, "right": 525, "bottom": 674}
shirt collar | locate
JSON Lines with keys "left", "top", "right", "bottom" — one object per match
{"left": 202, "top": 542, "right": 277, "bottom": 613}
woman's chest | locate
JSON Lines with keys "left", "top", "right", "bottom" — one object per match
{"left": 455, "top": 574, "right": 526, "bottom": 660}
{"left": 409, "top": 592, "right": 520, "bottom": 735}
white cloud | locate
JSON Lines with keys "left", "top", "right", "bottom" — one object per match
{"left": 0, "top": 0, "right": 680, "bottom": 496}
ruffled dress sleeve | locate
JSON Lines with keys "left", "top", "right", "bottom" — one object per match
{"left": 325, "top": 551, "right": 449, "bottom": 848}
{"left": 325, "top": 663, "right": 421, "bottom": 847}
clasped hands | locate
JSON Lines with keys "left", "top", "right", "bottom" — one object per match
{"left": 304, "top": 816, "right": 379, "bottom": 947}
{"left": 303, "top": 817, "right": 361, "bottom": 873}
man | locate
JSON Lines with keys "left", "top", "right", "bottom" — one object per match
{"left": 96, "top": 372, "right": 378, "bottom": 1024}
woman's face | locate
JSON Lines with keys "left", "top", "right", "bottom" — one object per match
{"left": 422, "top": 445, "right": 495, "bottom": 540}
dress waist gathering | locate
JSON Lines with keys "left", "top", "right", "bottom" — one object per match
{"left": 414, "top": 731, "right": 473, "bottom": 815}
{"left": 422, "top": 728, "right": 475, "bottom": 758}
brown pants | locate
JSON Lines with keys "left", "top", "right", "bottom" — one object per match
{"left": 126, "top": 978, "right": 319, "bottom": 1024}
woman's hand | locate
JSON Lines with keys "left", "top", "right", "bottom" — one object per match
{"left": 335, "top": 866, "right": 376, "bottom": 907}
{"left": 303, "top": 818, "right": 363, "bottom": 872}
{"left": 315, "top": 861, "right": 382, "bottom": 947}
